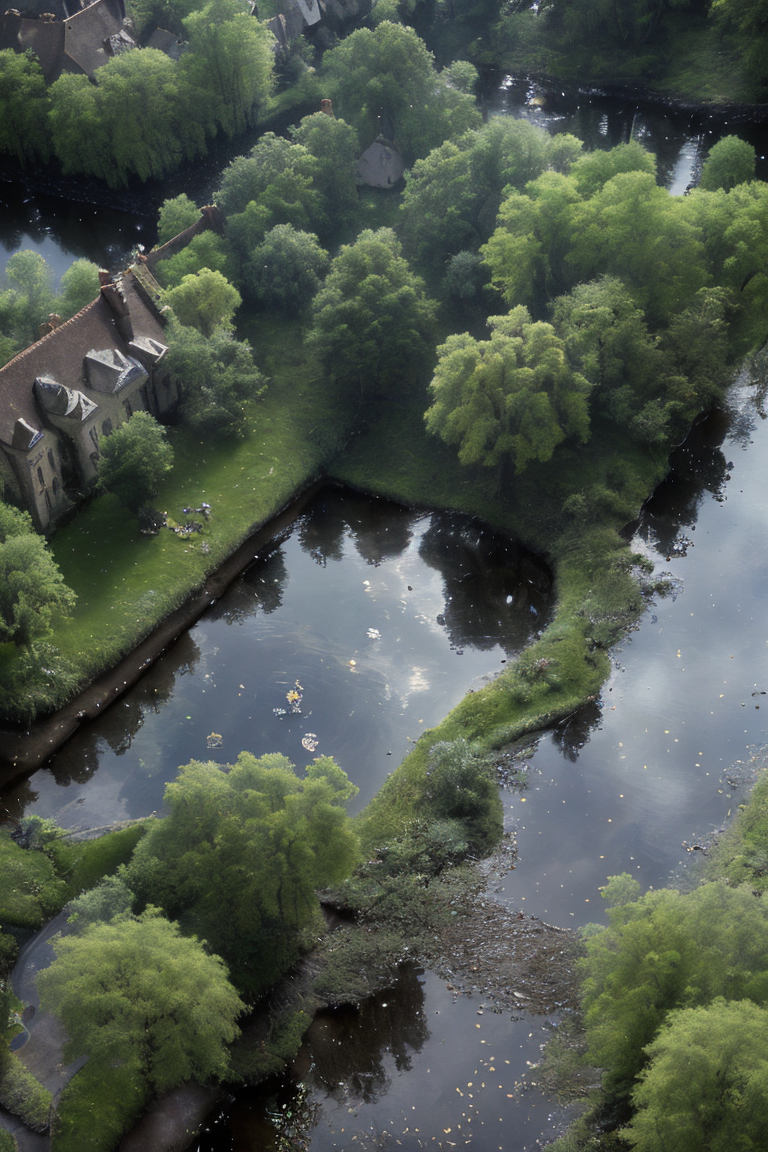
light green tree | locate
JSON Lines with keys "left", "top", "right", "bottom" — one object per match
{"left": 97, "top": 412, "right": 174, "bottom": 511}
{"left": 289, "top": 112, "right": 360, "bottom": 235}
{"left": 580, "top": 881, "right": 768, "bottom": 1105}
{"left": 307, "top": 227, "right": 435, "bottom": 402}
{"left": 4, "top": 251, "right": 55, "bottom": 342}
{"left": 124, "top": 752, "right": 360, "bottom": 995}
{"left": 0, "top": 50, "right": 51, "bottom": 165}
{"left": 624, "top": 999, "right": 768, "bottom": 1152}
{"left": 162, "top": 268, "right": 241, "bottom": 336}
{"left": 154, "top": 232, "right": 238, "bottom": 291}
{"left": 37, "top": 910, "right": 244, "bottom": 1093}
{"left": 569, "top": 139, "right": 656, "bottom": 199}
{"left": 425, "top": 306, "right": 591, "bottom": 481}
{"left": 700, "top": 135, "right": 756, "bottom": 192}
{"left": 156, "top": 193, "right": 200, "bottom": 245}
{"left": 55, "top": 259, "right": 101, "bottom": 319}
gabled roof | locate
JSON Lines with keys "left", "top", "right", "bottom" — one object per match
{"left": 0, "top": 0, "right": 128, "bottom": 82}
{"left": 0, "top": 272, "right": 165, "bottom": 450}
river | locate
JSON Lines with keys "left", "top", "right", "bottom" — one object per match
{"left": 2, "top": 80, "right": 768, "bottom": 1152}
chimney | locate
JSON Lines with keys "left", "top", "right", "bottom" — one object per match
{"left": 321, "top": 98, "right": 334, "bottom": 117}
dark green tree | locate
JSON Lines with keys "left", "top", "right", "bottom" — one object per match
{"left": 624, "top": 999, "right": 768, "bottom": 1152}
{"left": 307, "top": 227, "right": 435, "bottom": 402}
{"left": 321, "top": 22, "right": 480, "bottom": 163}
{"left": 245, "top": 224, "right": 328, "bottom": 311}
{"left": 163, "top": 321, "right": 267, "bottom": 437}
{"left": 37, "top": 910, "right": 244, "bottom": 1092}
{"left": 124, "top": 752, "right": 360, "bottom": 995}
{"left": 4, "top": 250, "right": 55, "bottom": 343}
{"left": 181, "top": 0, "right": 274, "bottom": 137}
{"left": 289, "top": 112, "right": 360, "bottom": 236}
{"left": 154, "top": 232, "right": 238, "bottom": 291}
{"left": 0, "top": 50, "right": 52, "bottom": 165}
{"left": 425, "top": 306, "right": 591, "bottom": 479}
{"left": 97, "top": 412, "right": 174, "bottom": 512}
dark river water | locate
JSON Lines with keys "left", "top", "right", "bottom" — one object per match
{"left": 2, "top": 80, "right": 768, "bottom": 1152}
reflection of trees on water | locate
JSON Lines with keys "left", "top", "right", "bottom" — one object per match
{"left": 418, "top": 514, "right": 551, "bottom": 655}
{"left": 296, "top": 488, "right": 417, "bottom": 568}
{"left": 209, "top": 547, "right": 289, "bottom": 624}
{"left": 295, "top": 963, "right": 429, "bottom": 1107}
{"left": 551, "top": 698, "right": 604, "bottom": 762}
{"left": 635, "top": 408, "right": 730, "bottom": 558}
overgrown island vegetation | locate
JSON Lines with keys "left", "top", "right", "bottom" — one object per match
{"left": 1, "top": 8, "right": 768, "bottom": 1152}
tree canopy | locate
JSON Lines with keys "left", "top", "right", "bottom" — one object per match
{"left": 0, "top": 504, "right": 76, "bottom": 648}
{"left": 624, "top": 999, "right": 768, "bottom": 1152}
{"left": 162, "top": 268, "right": 241, "bottom": 336}
{"left": 124, "top": 752, "right": 360, "bottom": 995}
{"left": 97, "top": 412, "right": 174, "bottom": 512}
{"left": 0, "top": 50, "right": 51, "bottom": 166}
{"left": 244, "top": 224, "right": 329, "bottom": 311}
{"left": 308, "top": 227, "right": 435, "bottom": 403}
{"left": 580, "top": 881, "right": 768, "bottom": 1104}
{"left": 37, "top": 910, "right": 244, "bottom": 1093}
{"left": 156, "top": 193, "right": 200, "bottom": 246}
{"left": 700, "top": 134, "right": 757, "bottom": 192}
{"left": 163, "top": 321, "right": 267, "bottom": 437}
{"left": 425, "top": 306, "right": 591, "bottom": 479}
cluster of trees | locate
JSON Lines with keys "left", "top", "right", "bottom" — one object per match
{"left": 0, "top": 0, "right": 274, "bottom": 186}
{"left": 0, "top": 251, "right": 101, "bottom": 366}
{"left": 30, "top": 751, "right": 360, "bottom": 1146}
{"left": 559, "top": 876, "right": 768, "bottom": 1151}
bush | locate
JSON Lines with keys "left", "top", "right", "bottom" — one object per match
{"left": 420, "top": 738, "right": 502, "bottom": 852}
{"left": 0, "top": 1053, "right": 51, "bottom": 1132}
{"left": 51, "top": 1064, "right": 148, "bottom": 1152}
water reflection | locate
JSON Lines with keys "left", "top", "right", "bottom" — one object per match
{"left": 3, "top": 489, "right": 550, "bottom": 827}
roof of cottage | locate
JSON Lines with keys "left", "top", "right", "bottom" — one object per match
{"left": 0, "top": 271, "right": 165, "bottom": 450}
{"left": 0, "top": 0, "right": 128, "bottom": 82}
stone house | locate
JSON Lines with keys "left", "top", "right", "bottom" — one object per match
{"left": 0, "top": 269, "right": 173, "bottom": 533}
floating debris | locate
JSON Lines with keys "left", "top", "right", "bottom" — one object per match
{"left": 302, "top": 733, "right": 319, "bottom": 752}
{"left": 367, "top": 627, "right": 381, "bottom": 640}
{"left": 206, "top": 732, "right": 223, "bottom": 749}
{"left": 286, "top": 680, "right": 304, "bottom": 713}
{"left": 273, "top": 707, "right": 287, "bottom": 717}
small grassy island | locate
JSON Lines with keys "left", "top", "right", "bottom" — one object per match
{"left": 1, "top": 7, "right": 768, "bottom": 1151}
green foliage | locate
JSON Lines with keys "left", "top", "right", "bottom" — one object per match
{"left": 699, "top": 134, "right": 756, "bottom": 191}
{"left": 49, "top": 51, "right": 207, "bottom": 188}
{"left": 321, "top": 22, "right": 481, "bottom": 164}
{"left": 97, "top": 412, "right": 174, "bottom": 512}
{"left": 229, "top": 1006, "right": 312, "bottom": 1081}
{"left": 420, "top": 739, "right": 502, "bottom": 852}
{"left": 308, "top": 227, "right": 435, "bottom": 404}
{"left": 0, "top": 50, "right": 51, "bottom": 165}
{"left": 154, "top": 231, "right": 237, "bottom": 291}
{"left": 425, "top": 307, "right": 591, "bottom": 480}
{"left": 37, "top": 910, "right": 244, "bottom": 1093}
{"left": 181, "top": 0, "right": 274, "bottom": 136}
{"left": 599, "top": 872, "right": 641, "bottom": 908}
{"left": 0, "top": 1052, "right": 51, "bottom": 1132}
{"left": 67, "top": 875, "right": 134, "bottom": 929}
{"left": 0, "top": 1130, "right": 16, "bottom": 1152}
{"left": 126, "top": 0, "right": 198, "bottom": 37}
{"left": 162, "top": 268, "right": 241, "bottom": 336}
{"left": 55, "top": 260, "right": 101, "bottom": 320}
{"left": 706, "top": 767, "right": 768, "bottom": 892}
{"left": 216, "top": 133, "right": 324, "bottom": 239}
{"left": 124, "top": 752, "right": 360, "bottom": 996}
{"left": 710, "top": 0, "right": 768, "bottom": 81}
{"left": 0, "top": 831, "right": 68, "bottom": 930}
{"left": 244, "top": 224, "right": 329, "bottom": 311}
{"left": 401, "top": 118, "right": 582, "bottom": 276}
{"left": 156, "top": 193, "right": 200, "bottom": 246}
{"left": 289, "top": 112, "right": 361, "bottom": 236}
{"left": 0, "top": 503, "right": 77, "bottom": 648}
{"left": 3, "top": 250, "right": 55, "bottom": 344}
{"left": 624, "top": 999, "right": 768, "bottom": 1152}
{"left": 569, "top": 140, "right": 656, "bottom": 199}
{"left": 442, "top": 60, "right": 479, "bottom": 93}
{"left": 51, "top": 1062, "right": 149, "bottom": 1152}
{"left": 580, "top": 882, "right": 768, "bottom": 1104}
{"left": 163, "top": 321, "right": 267, "bottom": 438}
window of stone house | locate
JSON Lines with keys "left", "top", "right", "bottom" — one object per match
{"left": 123, "top": 398, "right": 132, "bottom": 418}
{"left": 52, "top": 476, "right": 60, "bottom": 496}
{"left": 37, "top": 466, "right": 44, "bottom": 487}
{"left": 47, "top": 449, "right": 56, "bottom": 471}
{"left": 102, "top": 418, "right": 113, "bottom": 436}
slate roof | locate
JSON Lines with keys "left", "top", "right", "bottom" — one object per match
{"left": 0, "top": 272, "right": 165, "bottom": 449}
{"left": 0, "top": 0, "right": 128, "bottom": 82}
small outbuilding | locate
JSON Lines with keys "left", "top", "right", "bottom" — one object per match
{"left": 356, "top": 138, "right": 404, "bottom": 189}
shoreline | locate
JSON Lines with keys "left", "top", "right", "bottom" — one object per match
{"left": 0, "top": 480, "right": 326, "bottom": 788}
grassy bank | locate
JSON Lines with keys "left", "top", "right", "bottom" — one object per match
{"left": 30, "top": 320, "right": 346, "bottom": 715}
{"left": 327, "top": 393, "right": 669, "bottom": 849}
